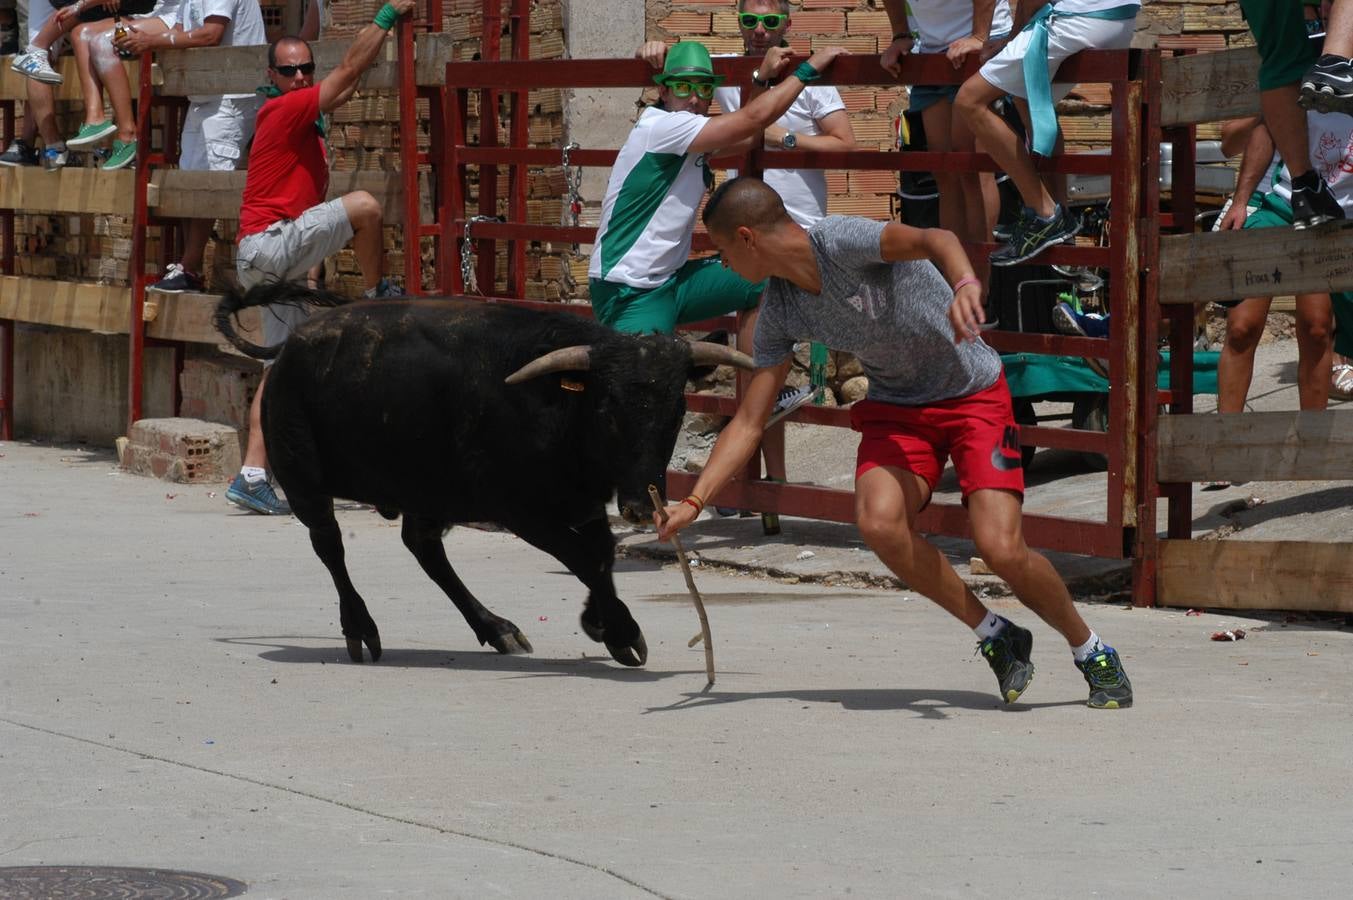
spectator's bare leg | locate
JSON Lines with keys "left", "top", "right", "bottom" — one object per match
{"left": 1294, "top": 292, "right": 1334, "bottom": 410}
{"left": 341, "top": 190, "right": 384, "bottom": 291}
{"left": 242, "top": 371, "right": 269, "bottom": 469}
{"left": 179, "top": 219, "right": 213, "bottom": 277}
{"left": 1216, "top": 297, "right": 1273, "bottom": 413}
{"left": 26, "top": 81, "right": 61, "bottom": 148}
{"left": 71, "top": 24, "right": 109, "bottom": 127}
{"left": 957, "top": 76, "right": 1056, "bottom": 218}
{"left": 1325, "top": 0, "right": 1352, "bottom": 58}
{"left": 1263, "top": 85, "right": 1315, "bottom": 180}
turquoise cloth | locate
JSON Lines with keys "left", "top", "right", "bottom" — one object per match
{"left": 1001, "top": 351, "right": 1220, "bottom": 398}
{"left": 1022, "top": 3, "right": 1138, "bottom": 157}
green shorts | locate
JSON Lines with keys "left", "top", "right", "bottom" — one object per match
{"left": 1240, "top": 191, "right": 1353, "bottom": 356}
{"left": 590, "top": 256, "right": 765, "bottom": 334}
{"left": 1240, "top": 0, "right": 1318, "bottom": 91}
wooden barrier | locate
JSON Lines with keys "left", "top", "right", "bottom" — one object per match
{"left": 145, "top": 292, "right": 261, "bottom": 345}
{"left": 1159, "top": 541, "right": 1353, "bottom": 613}
{"left": 0, "top": 167, "right": 134, "bottom": 215}
{"left": 0, "top": 276, "right": 127, "bottom": 332}
{"left": 0, "top": 58, "right": 155, "bottom": 101}
{"left": 1159, "top": 221, "right": 1353, "bottom": 305}
{"left": 1160, "top": 46, "right": 1261, "bottom": 127}
{"left": 154, "top": 33, "right": 460, "bottom": 96}
{"left": 1158, "top": 411, "right": 1353, "bottom": 483}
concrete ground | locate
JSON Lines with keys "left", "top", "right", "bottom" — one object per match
{"left": 3, "top": 414, "right": 1352, "bottom": 898}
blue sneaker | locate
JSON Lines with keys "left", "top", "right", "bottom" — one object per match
{"left": 226, "top": 474, "right": 291, "bottom": 515}
{"left": 1076, "top": 646, "right": 1133, "bottom": 709}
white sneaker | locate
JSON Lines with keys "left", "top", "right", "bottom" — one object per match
{"left": 10, "top": 48, "right": 62, "bottom": 85}
{"left": 766, "top": 384, "right": 820, "bottom": 427}
{"left": 41, "top": 144, "right": 67, "bottom": 171}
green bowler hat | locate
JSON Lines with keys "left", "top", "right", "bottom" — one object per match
{"left": 653, "top": 41, "right": 727, "bottom": 87}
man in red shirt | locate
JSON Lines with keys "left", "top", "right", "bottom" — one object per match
{"left": 226, "top": 0, "right": 414, "bottom": 516}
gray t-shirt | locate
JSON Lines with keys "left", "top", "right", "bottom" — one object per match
{"left": 752, "top": 216, "right": 1002, "bottom": 406}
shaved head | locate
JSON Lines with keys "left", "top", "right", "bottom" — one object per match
{"left": 703, "top": 176, "right": 792, "bottom": 236}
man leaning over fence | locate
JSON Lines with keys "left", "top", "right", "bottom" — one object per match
{"left": 127, "top": 0, "right": 268, "bottom": 295}
{"left": 224, "top": 0, "right": 413, "bottom": 516}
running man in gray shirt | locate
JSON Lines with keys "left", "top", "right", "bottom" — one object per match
{"left": 656, "top": 177, "right": 1133, "bottom": 710}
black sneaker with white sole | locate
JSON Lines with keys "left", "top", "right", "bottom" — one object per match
{"left": 0, "top": 138, "right": 38, "bottom": 167}
{"left": 1290, "top": 174, "right": 1346, "bottom": 230}
{"left": 1300, "top": 54, "right": 1353, "bottom": 115}
{"left": 148, "top": 263, "right": 205, "bottom": 293}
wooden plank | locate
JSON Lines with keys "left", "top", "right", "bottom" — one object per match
{"left": 0, "top": 276, "right": 128, "bottom": 332}
{"left": 1159, "top": 221, "right": 1353, "bottom": 304}
{"left": 156, "top": 33, "right": 458, "bottom": 97}
{"left": 147, "top": 170, "right": 403, "bottom": 222}
{"left": 0, "top": 56, "right": 155, "bottom": 101}
{"left": 145, "top": 291, "right": 261, "bottom": 345}
{"left": 0, "top": 166, "right": 134, "bottom": 215}
{"left": 1159, "top": 539, "right": 1353, "bottom": 613}
{"left": 1161, "top": 46, "right": 1261, "bottom": 127}
{"left": 1157, "top": 410, "right": 1353, "bottom": 482}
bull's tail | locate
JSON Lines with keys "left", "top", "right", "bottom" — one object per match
{"left": 213, "top": 280, "right": 354, "bottom": 360}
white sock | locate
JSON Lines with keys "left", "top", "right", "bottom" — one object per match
{"left": 972, "top": 611, "right": 1006, "bottom": 640}
{"left": 1072, "top": 631, "right": 1104, "bottom": 663}
{"left": 241, "top": 466, "right": 267, "bottom": 484}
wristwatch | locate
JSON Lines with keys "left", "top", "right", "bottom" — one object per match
{"left": 752, "top": 68, "right": 773, "bottom": 89}
{"left": 780, "top": 131, "right": 798, "bottom": 150}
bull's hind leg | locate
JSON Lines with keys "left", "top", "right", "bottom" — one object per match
{"left": 509, "top": 515, "right": 646, "bottom": 667}
{"left": 400, "top": 515, "right": 533, "bottom": 655}
{"left": 292, "top": 498, "right": 383, "bottom": 663}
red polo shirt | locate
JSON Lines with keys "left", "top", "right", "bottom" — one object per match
{"left": 238, "top": 85, "right": 329, "bottom": 239}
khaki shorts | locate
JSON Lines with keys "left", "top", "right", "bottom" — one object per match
{"left": 180, "top": 95, "right": 262, "bottom": 172}
{"left": 236, "top": 197, "right": 353, "bottom": 352}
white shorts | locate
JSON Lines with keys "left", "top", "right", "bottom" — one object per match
{"left": 236, "top": 197, "right": 354, "bottom": 350}
{"left": 25, "top": 0, "right": 54, "bottom": 44}
{"left": 979, "top": 15, "right": 1136, "bottom": 101}
{"left": 180, "top": 95, "right": 262, "bottom": 172}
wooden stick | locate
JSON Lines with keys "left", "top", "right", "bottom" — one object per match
{"left": 648, "top": 485, "right": 715, "bottom": 685}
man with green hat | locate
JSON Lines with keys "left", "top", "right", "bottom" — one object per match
{"left": 588, "top": 39, "right": 847, "bottom": 343}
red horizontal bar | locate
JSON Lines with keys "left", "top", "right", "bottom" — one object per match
{"left": 455, "top": 219, "right": 719, "bottom": 252}
{"left": 984, "top": 331, "right": 1110, "bottom": 357}
{"left": 665, "top": 471, "right": 1125, "bottom": 557}
{"left": 443, "top": 49, "right": 1132, "bottom": 90}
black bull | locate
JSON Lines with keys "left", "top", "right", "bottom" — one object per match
{"left": 214, "top": 282, "right": 752, "bottom": 667}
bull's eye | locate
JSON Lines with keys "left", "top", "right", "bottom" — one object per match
{"left": 560, "top": 378, "right": 585, "bottom": 392}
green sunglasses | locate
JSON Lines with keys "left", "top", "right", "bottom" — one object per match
{"left": 668, "top": 80, "right": 716, "bottom": 100}
{"left": 739, "top": 12, "right": 787, "bottom": 30}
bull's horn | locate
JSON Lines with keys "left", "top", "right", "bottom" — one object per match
{"left": 690, "top": 341, "right": 755, "bottom": 371}
{"left": 505, "top": 345, "right": 593, "bottom": 384}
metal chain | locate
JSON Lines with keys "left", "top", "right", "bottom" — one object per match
{"left": 460, "top": 214, "right": 502, "bottom": 295}
{"left": 562, "top": 141, "right": 584, "bottom": 255}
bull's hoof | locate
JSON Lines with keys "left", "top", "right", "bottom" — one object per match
{"left": 345, "top": 628, "right": 382, "bottom": 663}
{"left": 580, "top": 614, "right": 605, "bottom": 643}
{"left": 487, "top": 629, "right": 534, "bottom": 655}
{"left": 605, "top": 631, "right": 648, "bottom": 667}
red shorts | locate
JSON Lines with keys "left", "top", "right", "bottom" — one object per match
{"left": 850, "top": 373, "right": 1024, "bottom": 501}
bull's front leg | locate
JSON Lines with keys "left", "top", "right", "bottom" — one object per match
{"left": 510, "top": 514, "right": 646, "bottom": 667}
{"left": 400, "top": 515, "right": 533, "bottom": 655}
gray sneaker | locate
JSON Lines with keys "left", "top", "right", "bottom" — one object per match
{"left": 979, "top": 620, "right": 1035, "bottom": 703}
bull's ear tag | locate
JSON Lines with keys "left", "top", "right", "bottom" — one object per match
{"left": 560, "top": 378, "right": 586, "bottom": 393}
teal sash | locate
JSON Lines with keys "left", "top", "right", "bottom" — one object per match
{"left": 1022, "top": 3, "right": 1138, "bottom": 157}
